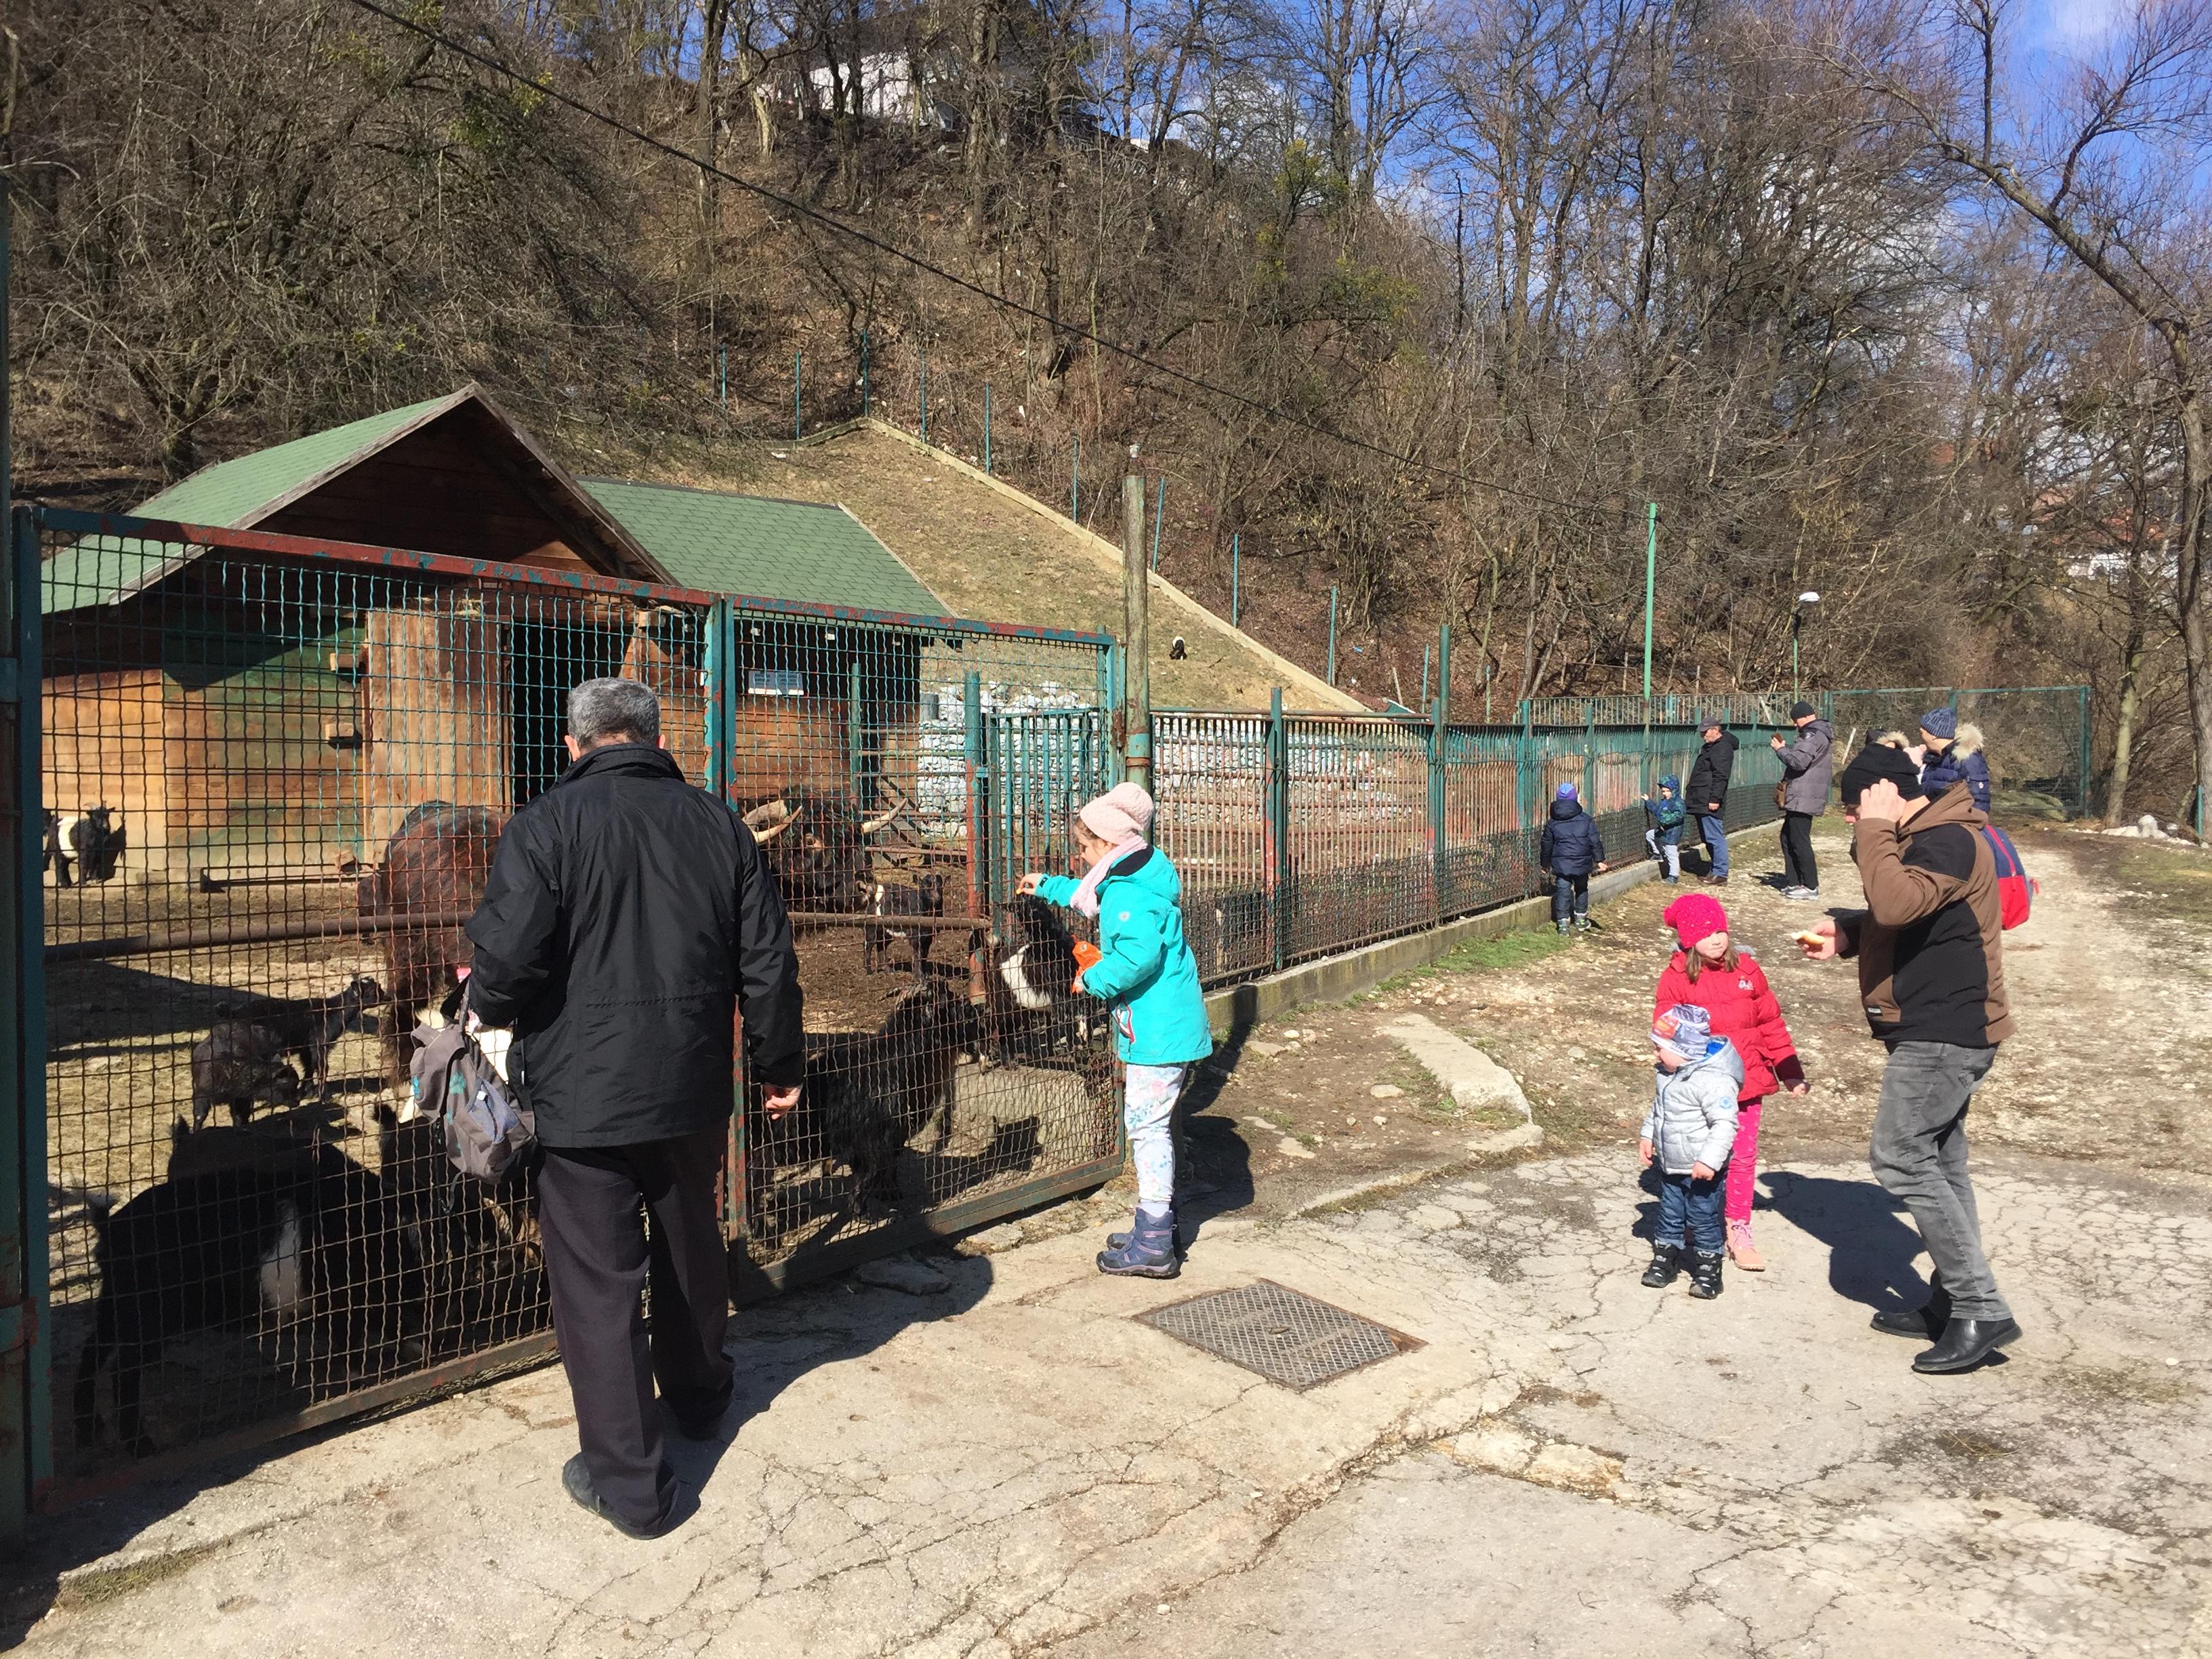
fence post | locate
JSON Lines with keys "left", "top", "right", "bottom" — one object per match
{"left": 1121, "top": 476, "right": 1152, "bottom": 792}
{"left": 1151, "top": 476, "right": 1166, "bottom": 571}
{"left": 964, "top": 668, "right": 987, "bottom": 922}
{"left": 983, "top": 383, "right": 992, "bottom": 474}
{"left": 918, "top": 342, "right": 928, "bottom": 441}
{"left": 1268, "top": 685, "right": 1288, "bottom": 972}
{"left": 2077, "top": 683, "right": 2093, "bottom": 820}
{"left": 1230, "top": 533, "right": 1240, "bottom": 627}
{"left": 1326, "top": 586, "right": 1339, "bottom": 685}
{"left": 1071, "top": 435, "right": 1080, "bottom": 520}
{"left": 1429, "top": 623, "right": 1451, "bottom": 923}
{"left": 1, "top": 503, "right": 47, "bottom": 1534}
{"left": 846, "top": 656, "right": 865, "bottom": 815}
{"left": 718, "top": 343, "right": 727, "bottom": 410}
{"left": 794, "top": 350, "right": 802, "bottom": 441}
{"left": 860, "top": 329, "right": 870, "bottom": 417}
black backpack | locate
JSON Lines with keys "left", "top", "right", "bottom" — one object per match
{"left": 409, "top": 986, "right": 535, "bottom": 1185}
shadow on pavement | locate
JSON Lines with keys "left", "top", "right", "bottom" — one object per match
{"left": 1760, "top": 1168, "right": 1932, "bottom": 1314}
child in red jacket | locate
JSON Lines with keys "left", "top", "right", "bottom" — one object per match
{"left": 1654, "top": 893, "right": 1807, "bottom": 1271}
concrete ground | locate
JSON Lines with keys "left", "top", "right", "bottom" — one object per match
{"left": 12, "top": 829, "right": 2212, "bottom": 1657}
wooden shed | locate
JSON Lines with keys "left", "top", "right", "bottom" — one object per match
{"left": 40, "top": 386, "right": 947, "bottom": 877}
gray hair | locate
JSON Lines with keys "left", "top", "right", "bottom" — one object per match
{"left": 567, "top": 676, "right": 661, "bottom": 748}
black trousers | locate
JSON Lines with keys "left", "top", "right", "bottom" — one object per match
{"left": 1780, "top": 811, "right": 1819, "bottom": 891}
{"left": 539, "top": 1125, "right": 733, "bottom": 1530}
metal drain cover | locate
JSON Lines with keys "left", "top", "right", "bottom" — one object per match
{"left": 1139, "top": 1279, "right": 1418, "bottom": 1390}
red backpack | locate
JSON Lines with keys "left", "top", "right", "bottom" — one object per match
{"left": 1981, "top": 823, "right": 2036, "bottom": 930}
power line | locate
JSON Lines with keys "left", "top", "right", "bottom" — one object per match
{"left": 339, "top": 0, "right": 1615, "bottom": 521}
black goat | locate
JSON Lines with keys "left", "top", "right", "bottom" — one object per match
{"left": 863, "top": 874, "right": 947, "bottom": 977}
{"left": 981, "top": 895, "right": 1088, "bottom": 1062}
{"left": 74, "top": 1143, "right": 417, "bottom": 1457}
{"left": 43, "top": 812, "right": 70, "bottom": 888}
{"left": 199, "top": 975, "right": 384, "bottom": 1124}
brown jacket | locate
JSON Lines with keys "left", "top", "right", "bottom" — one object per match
{"left": 1837, "top": 783, "right": 2012, "bottom": 1047}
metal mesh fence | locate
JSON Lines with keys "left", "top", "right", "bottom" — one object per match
{"left": 33, "top": 504, "right": 1118, "bottom": 1496}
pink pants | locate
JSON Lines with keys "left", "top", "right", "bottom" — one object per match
{"left": 1725, "top": 1099, "right": 1764, "bottom": 1226}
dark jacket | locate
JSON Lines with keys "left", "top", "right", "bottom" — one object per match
{"left": 1539, "top": 800, "right": 1605, "bottom": 876}
{"left": 1776, "top": 718, "right": 1835, "bottom": 815}
{"left": 1836, "top": 783, "right": 2012, "bottom": 1048}
{"left": 1686, "top": 733, "right": 1738, "bottom": 815}
{"left": 1921, "top": 735, "right": 1992, "bottom": 814}
{"left": 465, "top": 743, "right": 805, "bottom": 1147}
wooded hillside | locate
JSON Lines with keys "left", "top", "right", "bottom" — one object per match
{"left": 9, "top": 0, "right": 2209, "bottom": 817}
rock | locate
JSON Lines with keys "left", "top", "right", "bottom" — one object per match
{"left": 1445, "top": 1423, "right": 1538, "bottom": 1477}
{"left": 1381, "top": 1013, "right": 1534, "bottom": 1122}
{"left": 1370, "top": 1084, "right": 1405, "bottom": 1100}
{"left": 1276, "top": 1136, "right": 1315, "bottom": 1160}
{"left": 855, "top": 1253, "right": 952, "bottom": 1295}
{"left": 1279, "top": 1027, "right": 1301, "bottom": 1039}
{"left": 1467, "top": 1122, "right": 1545, "bottom": 1157}
{"left": 1246, "top": 1039, "right": 1285, "bottom": 1058}
{"left": 1567, "top": 1046, "right": 1586, "bottom": 1061}
{"left": 1526, "top": 1442, "right": 1623, "bottom": 1496}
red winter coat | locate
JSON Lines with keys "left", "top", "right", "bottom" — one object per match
{"left": 1652, "top": 949, "right": 1802, "bottom": 1103}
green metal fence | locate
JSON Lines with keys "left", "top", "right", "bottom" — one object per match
{"left": 23, "top": 502, "right": 1120, "bottom": 1507}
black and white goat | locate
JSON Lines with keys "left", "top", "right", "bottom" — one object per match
{"left": 47, "top": 807, "right": 123, "bottom": 887}
{"left": 981, "top": 895, "right": 1089, "bottom": 1062}
{"left": 863, "top": 873, "right": 947, "bottom": 977}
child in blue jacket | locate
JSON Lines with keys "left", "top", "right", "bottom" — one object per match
{"left": 1022, "top": 781, "right": 1212, "bottom": 1278}
{"left": 1642, "top": 775, "right": 1687, "bottom": 883}
{"left": 1538, "top": 783, "right": 1608, "bottom": 934}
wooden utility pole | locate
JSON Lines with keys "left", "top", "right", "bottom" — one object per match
{"left": 1122, "top": 474, "right": 1151, "bottom": 790}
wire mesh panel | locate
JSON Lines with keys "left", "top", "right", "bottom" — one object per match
{"left": 1153, "top": 713, "right": 1275, "bottom": 984}
{"left": 720, "top": 602, "right": 1121, "bottom": 1274}
{"left": 1283, "top": 716, "right": 1433, "bottom": 960}
{"left": 1439, "top": 727, "right": 1532, "bottom": 914}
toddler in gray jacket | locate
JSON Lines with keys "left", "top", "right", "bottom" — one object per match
{"left": 1638, "top": 1004, "right": 1744, "bottom": 1299}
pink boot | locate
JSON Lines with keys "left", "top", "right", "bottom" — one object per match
{"left": 1725, "top": 1221, "right": 1766, "bottom": 1271}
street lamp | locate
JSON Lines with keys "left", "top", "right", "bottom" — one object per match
{"left": 1792, "top": 592, "right": 1820, "bottom": 699}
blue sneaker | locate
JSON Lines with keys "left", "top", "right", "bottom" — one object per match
{"left": 1099, "top": 1207, "right": 1181, "bottom": 1277}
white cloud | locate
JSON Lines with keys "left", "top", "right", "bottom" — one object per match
{"left": 2043, "top": 0, "right": 2135, "bottom": 43}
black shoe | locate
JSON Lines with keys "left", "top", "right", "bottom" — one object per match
{"left": 1870, "top": 1304, "right": 1946, "bottom": 1340}
{"left": 1912, "top": 1316, "right": 2022, "bottom": 1374}
{"left": 1640, "top": 1244, "right": 1682, "bottom": 1288}
{"left": 562, "top": 1454, "right": 681, "bottom": 1539}
{"left": 670, "top": 1393, "right": 733, "bottom": 1443}
{"left": 1686, "top": 1249, "right": 1724, "bottom": 1299}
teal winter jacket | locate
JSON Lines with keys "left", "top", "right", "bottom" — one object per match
{"left": 1036, "top": 847, "right": 1214, "bottom": 1067}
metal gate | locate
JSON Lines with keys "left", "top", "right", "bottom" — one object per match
{"left": 18, "top": 503, "right": 1120, "bottom": 1507}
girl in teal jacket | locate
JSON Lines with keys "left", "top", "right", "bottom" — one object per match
{"left": 1023, "top": 781, "right": 1212, "bottom": 1277}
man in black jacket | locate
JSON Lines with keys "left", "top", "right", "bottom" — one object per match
{"left": 1687, "top": 718, "right": 1738, "bottom": 884}
{"left": 468, "top": 676, "right": 804, "bottom": 1539}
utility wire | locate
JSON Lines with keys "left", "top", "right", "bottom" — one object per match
{"left": 341, "top": 0, "right": 1622, "bottom": 522}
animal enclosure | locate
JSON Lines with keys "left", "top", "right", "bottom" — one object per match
{"left": 31, "top": 505, "right": 1120, "bottom": 1502}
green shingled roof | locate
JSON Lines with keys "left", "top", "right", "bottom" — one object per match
{"left": 579, "top": 479, "right": 942, "bottom": 614}
{"left": 136, "top": 394, "right": 460, "bottom": 529}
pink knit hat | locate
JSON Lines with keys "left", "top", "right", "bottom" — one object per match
{"left": 1662, "top": 892, "right": 1728, "bottom": 949}
{"left": 1078, "top": 781, "right": 1155, "bottom": 844}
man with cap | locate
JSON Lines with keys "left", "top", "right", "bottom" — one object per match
{"left": 1799, "top": 742, "right": 2019, "bottom": 1373}
{"left": 1686, "top": 716, "right": 1738, "bottom": 884}
{"left": 1769, "top": 701, "right": 1834, "bottom": 899}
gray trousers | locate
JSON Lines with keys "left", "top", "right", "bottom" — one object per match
{"left": 1868, "top": 1042, "right": 2009, "bottom": 1321}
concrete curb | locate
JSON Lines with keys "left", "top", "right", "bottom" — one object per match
{"left": 1204, "top": 823, "right": 1774, "bottom": 1037}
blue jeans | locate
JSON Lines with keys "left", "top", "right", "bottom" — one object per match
{"left": 1699, "top": 813, "right": 1728, "bottom": 876}
{"left": 1551, "top": 873, "right": 1589, "bottom": 924}
{"left": 1656, "top": 1167, "right": 1725, "bottom": 1253}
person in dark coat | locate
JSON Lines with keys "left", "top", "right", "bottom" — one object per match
{"left": 1918, "top": 707, "right": 1992, "bottom": 813}
{"left": 1686, "top": 718, "right": 1738, "bottom": 884}
{"left": 1770, "top": 701, "right": 1834, "bottom": 899}
{"left": 1538, "top": 782, "right": 1608, "bottom": 934}
{"left": 467, "top": 676, "right": 804, "bottom": 1539}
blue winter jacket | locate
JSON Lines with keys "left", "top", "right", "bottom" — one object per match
{"left": 1921, "top": 745, "right": 1992, "bottom": 814}
{"left": 1036, "top": 846, "right": 1214, "bottom": 1067}
{"left": 1539, "top": 800, "right": 1605, "bottom": 877}
{"left": 1644, "top": 779, "right": 1687, "bottom": 844}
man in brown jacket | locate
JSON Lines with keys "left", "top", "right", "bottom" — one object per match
{"left": 1801, "top": 742, "right": 2019, "bottom": 1374}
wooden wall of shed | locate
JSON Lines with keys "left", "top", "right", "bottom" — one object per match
{"left": 42, "top": 669, "right": 169, "bottom": 865}
{"left": 363, "top": 602, "right": 514, "bottom": 846}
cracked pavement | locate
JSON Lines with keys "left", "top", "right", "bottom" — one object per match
{"left": 14, "top": 1140, "right": 2209, "bottom": 1657}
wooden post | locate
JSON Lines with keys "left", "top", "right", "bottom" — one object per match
{"left": 1122, "top": 475, "right": 1151, "bottom": 792}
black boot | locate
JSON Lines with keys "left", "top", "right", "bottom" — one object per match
{"left": 1640, "top": 1244, "right": 1682, "bottom": 1288}
{"left": 1870, "top": 1274, "right": 1950, "bottom": 1340}
{"left": 1912, "top": 1315, "right": 2022, "bottom": 1374}
{"left": 1686, "top": 1249, "right": 1724, "bottom": 1299}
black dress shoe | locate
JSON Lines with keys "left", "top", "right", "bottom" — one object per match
{"left": 562, "top": 1454, "right": 681, "bottom": 1539}
{"left": 1870, "top": 1303, "right": 1946, "bottom": 1340}
{"left": 1912, "top": 1316, "right": 2022, "bottom": 1374}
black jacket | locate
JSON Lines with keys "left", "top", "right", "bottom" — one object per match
{"left": 1686, "top": 733, "right": 1738, "bottom": 815}
{"left": 466, "top": 743, "right": 805, "bottom": 1148}
{"left": 1539, "top": 800, "right": 1605, "bottom": 876}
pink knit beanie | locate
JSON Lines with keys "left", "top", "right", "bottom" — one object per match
{"left": 1078, "top": 781, "right": 1155, "bottom": 844}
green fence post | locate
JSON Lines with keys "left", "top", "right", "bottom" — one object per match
{"left": 717, "top": 343, "right": 727, "bottom": 410}
{"left": 1430, "top": 624, "right": 1451, "bottom": 922}
{"left": 847, "top": 655, "right": 865, "bottom": 816}
{"left": 1151, "top": 477, "right": 1166, "bottom": 571}
{"left": 964, "top": 669, "right": 986, "bottom": 924}
{"left": 1268, "top": 686, "right": 1288, "bottom": 972}
{"left": 860, "top": 329, "right": 870, "bottom": 417}
{"left": 1230, "top": 533, "right": 1241, "bottom": 626}
{"left": 1071, "top": 436, "right": 1080, "bottom": 520}
{"left": 1641, "top": 501, "right": 1657, "bottom": 698}
{"left": 1326, "top": 586, "right": 1339, "bottom": 686}
{"left": 794, "top": 349, "right": 803, "bottom": 441}
{"left": 918, "top": 342, "right": 928, "bottom": 441}
{"left": 4, "top": 503, "right": 49, "bottom": 1532}
{"left": 2077, "top": 683, "right": 2093, "bottom": 820}
{"left": 983, "top": 384, "right": 992, "bottom": 474}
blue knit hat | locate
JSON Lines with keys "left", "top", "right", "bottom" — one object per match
{"left": 1920, "top": 706, "right": 1957, "bottom": 739}
{"left": 1652, "top": 1004, "right": 1714, "bottom": 1060}
{"left": 1555, "top": 782, "right": 1578, "bottom": 801}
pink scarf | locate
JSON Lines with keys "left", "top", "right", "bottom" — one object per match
{"left": 1068, "top": 836, "right": 1147, "bottom": 918}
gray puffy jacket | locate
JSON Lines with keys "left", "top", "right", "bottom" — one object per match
{"left": 1777, "top": 719, "right": 1835, "bottom": 815}
{"left": 1639, "top": 1039, "right": 1744, "bottom": 1174}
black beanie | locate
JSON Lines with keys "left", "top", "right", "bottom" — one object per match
{"left": 1790, "top": 700, "right": 1817, "bottom": 720}
{"left": 1838, "top": 743, "right": 1927, "bottom": 807}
